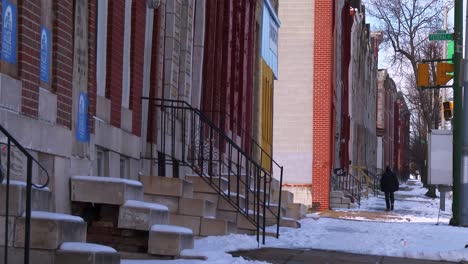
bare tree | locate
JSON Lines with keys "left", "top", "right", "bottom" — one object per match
{"left": 368, "top": 0, "right": 446, "bottom": 197}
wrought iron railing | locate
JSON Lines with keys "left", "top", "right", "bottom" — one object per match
{"left": 331, "top": 169, "right": 362, "bottom": 206}
{"left": 142, "top": 97, "right": 284, "bottom": 244}
{"left": 0, "top": 124, "right": 50, "bottom": 264}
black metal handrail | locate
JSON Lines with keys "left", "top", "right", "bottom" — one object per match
{"left": 0, "top": 124, "right": 50, "bottom": 264}
{"left": 331, "top": 170, "right": 362, "bottom": 206}
{"left": 143, "top": 97, "right": 284, "bottom": 244}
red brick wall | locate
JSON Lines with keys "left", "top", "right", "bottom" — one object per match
{"left": 312, "top": 0, "right": 334, "bottom": 211}
{"left": 53, "top": 0, "right": 74, "bottom": 128}
{"left": 88, "top": 0, "right": 97, "bottom": 133}
{"left": 18, "top": 0, "right": 41, "bottom": 118}
{"left": 129, "top": 0, "right": 146, "bottom": 137}
{"left": 105, "top": 0, "right": 125, "bottom": 128}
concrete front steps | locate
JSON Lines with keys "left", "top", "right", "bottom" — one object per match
{"left": 141, "top": 175, "right": 232, "bottom": 237}
{"left": 70, "top": 176, "right": 195, "bottom": 257}
{"left": 330, "top": 190, "right": 358, "bottom": 209}
{"left": 1, "top": 178, "right": 120, "bottom": 264}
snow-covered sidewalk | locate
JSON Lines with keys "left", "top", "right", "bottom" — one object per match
{"left": 123, "top": 180, "right": 468, "bottom": 263}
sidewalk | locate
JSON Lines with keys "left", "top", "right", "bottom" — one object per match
{"left": 231, "top": 248, "right": 465, "bottom": 264}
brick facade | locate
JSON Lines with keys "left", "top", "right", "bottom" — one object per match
{"left": 312, "top": 0, "right": 334, "bottom": 210}
{"left": 105, "top": 0, "right": 125, "bottom": 128}
{"left": 86, "top": 0, "right": 96, "bottom": 133}
{"left": 18, "top": 0, "right": 41, "bottom": 118}
{"left": 129, "top": 0, "right": 146, "bottom": 137}
{"left": 53, "top": 0, "right": 74, "bottom": 128}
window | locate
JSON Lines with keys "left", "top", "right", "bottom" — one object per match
{"left": 121, "top": 0, "right": 132, "bottom": 108}
{"left": 97, "top": 149, "right": 104, "bottom": 176}
{"left": 96, "top": 0, "right": 108, "bottom": 97}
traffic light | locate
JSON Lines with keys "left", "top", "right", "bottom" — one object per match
{"left": 437, "top": 62, "right": 454, "bottom": 85}
{"left": 443, "top": 101, "right": 454, "bottom": 120}
{"left": 417, "top": 63, "right": 430, "bottom": 87}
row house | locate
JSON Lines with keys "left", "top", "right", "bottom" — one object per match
{"left": 0, "top": 0, "right": 310, "bottom": 261}
{"left": 274, "top": 0, "right": 380, "bottom": 210}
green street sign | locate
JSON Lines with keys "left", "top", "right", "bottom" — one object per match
{"left": 429, "top": 33, "right": 453, "bottom": 41}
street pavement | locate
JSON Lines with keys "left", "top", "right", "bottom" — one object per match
{"left": 231, "top": 248, "right": 465, "bottom": 264}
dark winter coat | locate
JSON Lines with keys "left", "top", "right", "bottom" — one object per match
{"left": 380, "top": 169, "right": 399, "bottom": 193}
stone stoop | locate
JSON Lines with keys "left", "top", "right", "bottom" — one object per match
{"left": 71, "top": 176, "right": 143, "bottom": 205}
{"left": 118, "top": 200, "right": 169, "bottom": 231}
{"left": 192, "top": 192, "right": 219, "bottom": 207}
{"left": 148, "top": 225, "right": 194, "bottom": 256}
{"left": 168, "top": 214, "right": 202, "bottom": 236}
{"left": 218, "top": 193, "right": 246, "bottom": 211}
{"left": 185, "top": 175, "right": 228, "bottom": 194}
{"left": 140, "top": 175, "right": 194, "bottom": 198}
{"left": 266, "top": 217, "right": 301, "bottom": 228}
{"left": 0, "top": 180, "right": 51, "bottom": 216}
{"left": 285, "top": 203, "right": 307, "bottom": 220}
{"left": 178, "top": 198, "right": 216, "bottom": 218}
{"left": 199, "top": 218, "right": 237, "bottom": 236}
{"left": 271, "top": 189, "right": 294, "bottom": 206}
{"left": 330, "top": 191, "right": 352, "bottom": 209}
{"left": 14, "top": 211, "right": 87, "bottom": 250}
{"left": 56, "top": 242, "right": 120, "bottom": 264}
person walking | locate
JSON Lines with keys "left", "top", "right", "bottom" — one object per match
{"left": 380, "top": 166, "right": 399, "bottom": 211}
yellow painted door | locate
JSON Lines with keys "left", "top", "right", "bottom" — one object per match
{"left": 261, "top": 61, "right": 273, "bottom": 172}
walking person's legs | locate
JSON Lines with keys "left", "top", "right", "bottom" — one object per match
{"left": 384, "top": 192, "right": 391, "bottom": 211}
{"left": 390, "top": 192, "right": 395, "bottom": 210}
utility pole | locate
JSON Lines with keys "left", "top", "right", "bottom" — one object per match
{"left": 460, "top": 0, "right": 468, "bottom": 227}
{"left": 451, "top": 0, "right": 463, "bottom": 226}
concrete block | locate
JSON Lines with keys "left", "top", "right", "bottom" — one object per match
{"left": 200, "top": 218, "right": 236, "bottom": 236}
{"left": 56, "top": 243, "right": 120, "bottom": 264}
{"left": 192, "top": 192, "right": 219, "bottom": 206}
{"left": 15, "top": 212, "right": 87, "bottom": 250}
{"left": 330, "top": 203, "right": 350, "bottom": 209}
{"left": 168, "top": 214, "right": 201, "bottom": 235}
{"left": 121, "top": 107, "right": 133, "bottom": 133}
{"left": 178, "top": 198, "right": 216, "bottom": 218}
{"left": 216, "top": 210, "right": 237, "bottom": 223}
{"left": 218, "top": 194, "right": 246, "bottom": 211}
{"left": 0, "top": 216, "right": 14, "bottom": 246}
{"left": 38, "top": 87, "right": 57, "bottom": 124}
{"left": 265, "top": 204, "right": 286, "bottom": 219}
{"left": 330, "top": 191, "right": 345, "bottom": 198}
{"left": 0, "top": 73, "right": 22, "bottom": 112}
{"left": 274, "top": 217, "right": 301, "bottom": 228}
{"left": 0, "top": 181, "right": 51, "bottom": 216}
{"left": 330, "top": 197, "right": 342, "bottom": 204}
{"left": 141, "top": 175, "right": 193, "bottom": 198}
{"left": 144, "top": 194, "right": 179, "bottom": 213}
{"left": 285, "top": 203, "right": 307, "bottom": 220}
{"left": 271, "top": 189, "right": 294, "bottom": 205}
{"left": 237, "top": 213, "right": 257, "bottom": 230}
{"left": 70, "top": 176, "right": 143, "bottom": 205}
{"left": 118, "top": 200, "right": 169, "bottom": 231}
{"left": 0, "top": 247, "right": 55, "bottom": 264}
{"left": 341, "top": 197, "right": 352, "bottom": 204}
{"left": 185, "top": 175, "right": 227, "bottom": 194}
{"left": 148, "top": 225, "right": 194, "bottom": 256}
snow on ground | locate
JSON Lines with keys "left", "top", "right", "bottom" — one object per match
{"left": 123, "top": 180, "right": 468, "bottom": 263}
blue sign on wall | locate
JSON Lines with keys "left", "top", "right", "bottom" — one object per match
{"left": 76, "top": 92, "right": 89, "bottom": 142}
{"left": 40, "top": 26, "right": 51, "bottom": 83}
{"left": 1, "top": 0, "right": 17, "bottom": 64}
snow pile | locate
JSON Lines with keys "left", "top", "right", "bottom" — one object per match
{"left": 181, "top": 234, "right": 267, "bottom": 263}
{"left": 71, "top": 175, "right": 143, "bottom": 187}
{"left": 124, "top": 200, "right": 169, "bottom": 212}
{"left": 27, "top": 211, "right": 83, "bottom": 222}
{"left": 60, "top": 242, "right": 117, "bottom": 253}
{"left": 151, "top": 225, "right": 193, "bottom": 235}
